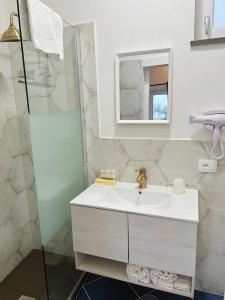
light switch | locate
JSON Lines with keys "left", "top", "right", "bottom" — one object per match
{"left": 198, "top": 159, "right": 217, "bottom": 173}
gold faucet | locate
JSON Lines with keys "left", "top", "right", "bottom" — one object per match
{"left": 135, "top": 167, "right": 148, "bottom": 189}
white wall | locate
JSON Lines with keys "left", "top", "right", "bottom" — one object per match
{"left": 42, "top": 0, "right": 225, "bottom": 140}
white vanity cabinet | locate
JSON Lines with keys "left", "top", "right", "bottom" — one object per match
{"left": 71, "top": 182, "right": 198, "bottom": 298}
{"left": 71, "top": 205, "right": 197, "bottom": 298}
{"left": 129, "top": 214, "right": 197, "bottom": 277}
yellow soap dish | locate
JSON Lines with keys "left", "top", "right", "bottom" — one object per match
{"left": 95, "top": 178, "right": 116, "bottom": 186}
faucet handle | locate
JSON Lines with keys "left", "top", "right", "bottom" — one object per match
{"left": 135, "top": 167, "right": 147, "bottom": 175}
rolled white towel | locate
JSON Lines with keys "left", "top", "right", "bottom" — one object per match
{"left": 150, "top": 269, "right": 162, "bottom": 285}
{"left": 139, "top": 267, "right": 150, "bottom": 284}
{"left": 127, "top": 265, "right": 151, "bottom": 284}
{"left": 155, "top": 281, "right": 174, "bottom": 290}
{"left": 157, "top": 271, "right": 178, "bottom": 283}
{"left": 127, "top": 264, "right": 140, "bottom": 283}
{"left": 174, "top": 277, "right": 191, "bottom": 292}
{"left": 150, "top": 269, "right": 177, "bottom": 284}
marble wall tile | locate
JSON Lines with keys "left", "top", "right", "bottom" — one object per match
{"left": 120, "top": 139, "right": 167, "bottom": 162}
{"left": 199, "top": 210, "right": 225, "bottom": 256}
{"left": 0, "top": 111, "right": 7, "bottom": 141}
{"left": 157, "top": 140, "right": 208, "bottom": 187}
{"left": 3, "top": 118, "right": 22, "bottom": 157}
{"left": 198, "top": 166, "right": 225, "bottom": 211}
{"left": 120, "top": 60, "right": 144, "bottom": 120}
{"left": 17, "top": 223, "right": 34, "bottom": 257}
{"left": 0, "top": 253, "right": 21, "bottom": 282}
{"left": 197, "top": 253, "right": 225, "bottom": 295}
{"left": 13, "top": 190, "right": 30, "bottom": 228}
{"left": 0, "top": 182, "right": 16, "bottom": 225}
{"left": 8, "top": 156, "right": 26, "bottom": 193}
{"left": 87, "top": 138, "right": 129, "bottom": 180}
{"left": 0, "top": 220, "right": 19, "bottom": 266}
{"left": 0, "top": 142, "right": 11, "bottom": 182}
{"left": 11, "top": 79, "right": 28, "bottom": 118}
{"left": 77, "top": 22, "right": 99, "bottom": 142}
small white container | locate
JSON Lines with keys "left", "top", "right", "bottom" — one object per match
{"left": 172, "top": 178, "right": 185, "bottom": 194}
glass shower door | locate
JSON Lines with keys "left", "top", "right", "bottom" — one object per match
{"left": 17, "top": 0, "right": 86, "bottom": 298}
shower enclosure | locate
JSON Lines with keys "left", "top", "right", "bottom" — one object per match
{"left": 9, "top": 0, "right": 86, "bottom": 299}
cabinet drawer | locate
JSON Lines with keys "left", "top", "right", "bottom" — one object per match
{"left": 129, "top": 214, "right": 197, "bottom": 277}
{"left": 71, "top": 206, "right": 128, "bottom": 263}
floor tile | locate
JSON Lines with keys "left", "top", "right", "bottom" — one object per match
{"left": 0, "top": 249, "right": 48, "bottom": 300}
{"left": 75, "top": 275, "right": 224, "bottom": 300}
{"left": 143, "top": 290, "right": 190, "bottom": 300}
{"left": 85, "top": 277, "right": 137, "bottom": 300}
{"left": 129, "top": 283, "right": 154, "bottom": 297}
{"left": 139, "top": 295, "right": 159, "bottom": 300}
{"left": 76, "top": 288, "right": 90, "bottom": 300}
{"left": 45, "top": 254, "right": 81, "bottom": 297}
{"left": 84, "top": 273, "right": 103, "bottom": 285}
{"left": 49, "top": 287, "right": 73, "bottom": 300}
{"left": 194, "top": 291, "right": 223, "bottom": 300}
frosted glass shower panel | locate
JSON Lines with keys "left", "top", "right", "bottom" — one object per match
{"left": 30, "top": 112, "right": 85, "bottom": 246}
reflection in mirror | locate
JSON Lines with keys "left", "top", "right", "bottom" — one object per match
{"left": 116, "top": 49, "right": 172, "bottom": 124}
{"left": 214, "top": 0, "right": 225, "bottom": 28}
{"left": 149, "top": 65, "right": 168, "bottom": 120}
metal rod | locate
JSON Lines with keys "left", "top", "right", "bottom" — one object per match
{"left": 16, "top": 0, "right": 30, "bottom": 113}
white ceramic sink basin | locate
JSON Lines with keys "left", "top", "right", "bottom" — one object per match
{"left": 108, "top": 188, "right": 171, "bottom": 209}
{"left": 71, "top": 182, "right": 198, "bottom": 223}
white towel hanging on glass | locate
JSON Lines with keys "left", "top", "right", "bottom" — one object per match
{"left": 26, "top": 0, "right": 64, "bottom": 60}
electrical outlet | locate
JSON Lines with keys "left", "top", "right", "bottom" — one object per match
{"left": 198, "top": 159, "right": 217, "bottom": 173}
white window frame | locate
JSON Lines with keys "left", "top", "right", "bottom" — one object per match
{"left": 196, "top": 0, "right": 225, "bottom": 39}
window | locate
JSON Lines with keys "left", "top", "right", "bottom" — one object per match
{"left": 195, "top": 0, "right": 225, "bottom": 40}
{"left": 214, "top": 0, "right": 225, "bottom": 28}
{"left": 153, "top": 94, "right": 168, "bottom": 120}
{"left": 150, "top": 85, "right": 168, "bottom": 121}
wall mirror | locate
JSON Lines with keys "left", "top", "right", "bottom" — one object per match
{"left": 115, "top": 49, "right": 172, "bottom": 124}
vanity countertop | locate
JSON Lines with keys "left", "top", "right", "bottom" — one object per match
{"left": 70, "top": 182, "right": 199, "bottom": 223}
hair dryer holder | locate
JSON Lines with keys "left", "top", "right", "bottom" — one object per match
{"left": 189, "top": 110, "right": 225, "bottom": 160}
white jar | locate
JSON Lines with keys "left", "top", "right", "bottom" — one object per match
{"left": 172, "top": 178, "right": 185, "bottom": 194}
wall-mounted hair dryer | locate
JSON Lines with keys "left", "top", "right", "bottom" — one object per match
{"left": 189, "top": 110, "right": 225, "bottom": 160}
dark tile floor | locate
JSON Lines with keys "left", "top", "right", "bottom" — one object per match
{"left": 0, "top": 249, "right": 48, "bottom": 300}
{"left": 75, "top": 274, "right": 223, "bottom": 300}
{"left": 45, "top": 251, "right": 83, "bottom": 300}
{"left": 0, "top": 249, "right": 83, "bottom": 300}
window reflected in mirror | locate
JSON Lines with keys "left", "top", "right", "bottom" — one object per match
{"left": 214, "top": 0, "right": 225, "bottom": 28}
{"left": 116, "top": 49, "right": 171, "bottom": 124}
{"left": 149, "top": 65, "right": 168, "bottom": 121}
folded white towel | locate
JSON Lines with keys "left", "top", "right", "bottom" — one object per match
{"left": 27, "top": 0, "right": 64, "bottom": 60}
{"left": 174, "top": 277, "right": 191, "bottom": 292}
{"left": 139, "top": 267, "right": 150, "bottom": 284}
{"left": 150, "top": 269, "right": 178, "bottom": 290}
{"left": 127, "top": 265, "right": 140, "bottom": 283}
{"left": 154, "top": 281, "right": 174, "bottom": 290}
{"left": 150, "top": 269, "right": 177, "bottom": 284}
{"left": 127, "top": 265, "right": 150, "bottom": 284}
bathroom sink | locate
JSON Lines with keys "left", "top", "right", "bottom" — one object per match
{"left": 71, "top": 181, "right": 198, "bottom": 223}
{"left": 108, "top": 188, "right": 171, "bottom": 209}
